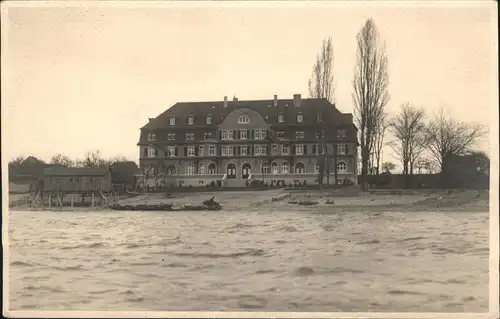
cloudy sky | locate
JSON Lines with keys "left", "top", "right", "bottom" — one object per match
{"left": 1, "top": 1, "right": 496, "bottom": 167}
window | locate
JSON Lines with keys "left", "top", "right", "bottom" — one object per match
{"left": 169, "top": 117, "right": 175, "bottom": 125}
{"left": 295, "top": 144, "right": 304, "bottom": 155}
{"left": 260, "top": 145, "right": 268, "bottom": 155}
{"left": 206, "top": 116, "right": 212, "bottom": 124}
{"left": 208, "top": 145, "right": 216, "bottom": 156}
{"left": 199, "top": 145, "right": 205, "bottom": 156}
{"left": 221, "top": 146, "right": 227, "bottom": 156}
{"left": 337, "top": 144, "right": 346, "bottom": 154}
{"left": 222, "top": 130, "right": 228, "bottom": 140}
{"left": 188, "top": 115, "right": 194, "bottom": 125}
{"left": 167, "top": 146, "right": 176, "bottom": 157}
{"left": 316, "top": 132, "right": 324, "bottom": 140}
{"left": 296, "top": 114, "right": 303, "bottom": 123}
{"left": 199, "top": 164, "right": 205, "bottom": 175}
{"left": 337, "top": 161, "right": 347, "bottom": 173}
{"left": 222, "top": 146, "right": 233, "bottom": 156}
{"left": 315, "top": 163, "right": 320, "bottom": 173}
{"left": 254, "top": 129, "right": 267, "bottom": 140}
{"left": 271, "top": 163, "right": 279, "bottom": 175}
{"left": 295, "top": 162, "right": 306, "bottom": 174}
{"left": 204, "top": 132, "right": 213, "bottom": 140}
{"left": 147, "top": 147, "right": 156, "bottom": 158}
{"left": 281, "top": 162, "right": 289, "bottom": 174}
{"left": 276, "top": 131, "right": 285, "bottom": 140}
{"left": 239, "top": 129, "right": 247, "bottom": 140}
{"left": 227, "top": 146, "right": 234, "bottom": 156}
{"left": 337, "top": 129, "right": 346, "bottom": 138}
{"left": 240, "top": 145, "right": 248, "bottom": 156}
{"left": 317, "top": 114, "right": 322, "bottom": 123}
{"left": 238, "top": 115, "right": 250, "bottom": 124}
{"left": 186, "top": 133, "right": 195, "bottom": 141}
{"left": 277, "top": 113, "right": 284, "bottom": 123}
{"left": 185, "top": 163, "right": 195, "bottom": 175}
{"left": 272, "top": 144, "right": 278, "bottom": 154}
{"left": 295, "top": 131, "right": 304, "bottom": 139}
{"left": 282, "top": 144, "right": 289, "bottom": 155}
{"left": 228, "top": 130, "right": 234, "bottom": 140}
{"left": 208, "top": 163, "right": 217, "bottom": 174}
{"left": 147, "top": 133, "right": 156, "bottom": 141}
{"left": 167, "top": 133, "right": 176, "bottom": 140}
{"left": 261, "top": 163, "right": 270, "bottom": 174}
{"left": 187, "top": 146, "right": 195, "bottom": 156}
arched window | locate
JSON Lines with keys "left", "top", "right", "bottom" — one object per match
{"left": 337, "top": 161, "right": 347, "bottom": 173}
{"left": 208, "top": 163, "right": 217, "bottom": 174}
{"left": 281, "top": 162, "right": 289, "bottom": 174}
{"left": 261, "top": 163, "right": 270, "bottom": 174}
{"left": 314, "top": 163, "right": 320, "bottom": 174}
{"left": 185, "top": 163, "right": 195, "bottom": 175}
{"left": 295, "top": 162, "right": 305, "bottom": 174}
{"left": 271, "top": 163, "right": 279, "bottom": 175}
{"left": 166, "top": 165, "right": 176, "bottom": 176}
{"left": 199, "top": 164, "right": 205, "bottom": 175}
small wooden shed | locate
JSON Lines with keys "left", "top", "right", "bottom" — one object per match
{"left": 42, "top": 167, "right": 113, "bottom": 193}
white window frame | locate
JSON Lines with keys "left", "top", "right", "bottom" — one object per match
{"left": 186, "top": 133, "right": 195, "bottom": 141}
{"left": 282, "top": 145, "right": 289, "bottom": 155}
{"left": 221, "top": 146, "right": 228, "bottom": 156}
{"left": 238, "top": 115, "right": 250, "bottom": 124}
{"left": 147, "top": 147, "right": 156, "bottom": 158}
{"left": 206, "top": 116, "right": 212, "bottom": 124}
{"left": 168, "top": 146, "right": 176, "bottom": 157}
{"left": 254, "top": 146, "right": 261, "bottom": 156}
{"left": 240, "top": 146, "right": 248, "bottom": 156}
{"left": 227, "top": 146, "right": 234, "bottom": 156}
{"left": 296, "top": 114, "right": 303, "bottom": 123}
{"left": 337, "top": 144, "right": 346, "bottom": 155}
{"left": 187, "top": 146, "right": 195, "bottom": 157}
{"left": 281, "top": 162, "right": 289, "bottom": 174}
{"left": 260, "top": 145, "right": 267, "bottom": 155}
{"left": 272, "top": 144, "right": 278, "bottom": 154}
{"left": 208, "top": 163, "right": 217, "bottom": 174}
{"left": 188, "top": 116, "right": 194, "bottom": 125}
{"left": 208, "top": 145, "right": 216, "bottom": 156}
{"left": 147, "top": 133, "right": 156, "bottom": 141}
{"left": 278, "top": 114, "right": 284, "bottom": 123}
{"left": 261, "top": 163, "right": 270, "bottom": 174}
{"left": 337, "top": 161, "right": 347, "bottom": 173}
{"left": 222, "top": 130, "right": 228, "bottom": 140}
{"left": 185, "top": 164, "right": 195, "bottom": 175}
{"left": 295, "top": 131, "right": 304, "bottom": 139}
{"left": 169, "top": 117, "right": 175, "bottom": 125}
{"left": 239, "top": 130, "right": 247, "bottom": 140}
{"left": 295, "top": 163, "right": 306, "bottom": 174}
{"left": 199, "top": 164, "right": 205, "bottom": 175}
{"left": 295, "top": 144, "right": 304, "bottom": 155}
{"left": 276, "top": 131, "right": 285, "bottom": 140}
{"left": 271, "top": 163, "right": 279, "bottom": 175}
{"left": 228, "top": 130, "right": 235, "bottom": 140}
{"left": 204, "top": 132, "right": 212, "bottom": 140}
{"left": 167, "top": 133, "right": 175, "bottom": 140}
{"left": 199, "top": 145, "right": 205, "bottom": 156}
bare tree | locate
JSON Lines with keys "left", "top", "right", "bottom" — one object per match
{"left": 425, "top": 107, "right": 485, "bottom": 174}
{"left": 372, "top": 112, "right": 388, "bottom": 175}
{"left": 352, "top": 18, "right": 389, "bottom": 190}
{"left": 382, "top": 161, "right": 396, "bottom": 173}
{"left": 308, "top": 37, "right": 335, "bottom": 186}
{"left": 387, "top": 103, "right": 426, "bottom": 187}
{"left": 50, "top": 153, "right": 74, "bottom": 167}
{"left": 76, "top": 150, "right": 107, "bottom": 168}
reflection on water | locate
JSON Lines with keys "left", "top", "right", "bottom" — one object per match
{"left": 8, "top": 209, "right": 488, "bottom": 312}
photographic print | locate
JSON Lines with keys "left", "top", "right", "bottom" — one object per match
{"left": 2, "top": 1, "right": 498, "bottom": 318}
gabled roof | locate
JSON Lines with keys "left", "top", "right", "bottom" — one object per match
{"left": 44, "top": 167, "right": 110, "bottom": 177}
{"left": 141, "top": 97, "right": 354, "bottom": 130}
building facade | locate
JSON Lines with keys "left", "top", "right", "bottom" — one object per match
{"left": 137, "top": 94, "right": 358, "bottom": 188}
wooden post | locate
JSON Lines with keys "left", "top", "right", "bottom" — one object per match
{"left": 71, "top": 195, "right": 74, "bottom": 208}
{"left": 48, "top": 193, "right": 52, "bottom": 208}
{"left": 92, "top": 192, "right": 95, "bottom": 208}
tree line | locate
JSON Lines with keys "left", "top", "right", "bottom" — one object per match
{"left": 307, "top": 18, "right": 488, "bottom": 189}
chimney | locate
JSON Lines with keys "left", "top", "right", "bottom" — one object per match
{"left": 148, "top": 118, "right": 154, "bottom": 123}
{"left": 223, "top": 96, "right": 228, "bottom": 108}
{"left": 233, "top": 95, "right": 238, "bottom": 102}
{"left": 293, "top": 94, "right": 301, "bottom": 107}
{"left": 273, "top": 95, "right": 278, "bottom": 107}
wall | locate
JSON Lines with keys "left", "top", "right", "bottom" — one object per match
{"left": 43, "top": 173, "right": 112, "bottom": 192}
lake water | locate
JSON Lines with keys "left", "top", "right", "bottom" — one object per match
{"left": 7, "top": 208, "right": 489, "bottom": 312}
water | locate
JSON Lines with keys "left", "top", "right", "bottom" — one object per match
{"left": 8, "top": 208, "right": 489, "bottom": 312}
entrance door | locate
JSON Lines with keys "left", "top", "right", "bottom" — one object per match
{"left": 242, "top": 163, "right": 252, "bottom": 179}
{"left": 227, "top": 163, "right": 236, "bottom": 179}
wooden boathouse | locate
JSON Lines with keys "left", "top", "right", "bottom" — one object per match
{"left": 31, "top": 167, "right": 113, "bottom": 208}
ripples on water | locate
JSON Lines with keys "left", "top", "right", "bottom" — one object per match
{"left": 8, "top": 209, "right": 488, "bottom": 312}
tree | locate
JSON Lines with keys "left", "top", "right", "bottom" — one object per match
{"left": 50, "top": 153, "right": 74, "bottom": 167}
{"left": 352, "top": 18, "right": 389, "bottom": 190}
{"left": 382, "top": 161, "right": 396, "bottom": 173}
{"left": 308, "top": 37, "right": 335, "bottom": 186}
{"left": 388, "top": 103, "right": 426, "bottom": 187}
{"left": 372, "top": 112, "right": 388, "bottom": 175}
{"left": 469, "top": 150, "right": 490, "bottom": 175}
{"left": 425, "top": 107, "right": 485, "bottom": 174}
{"left": 76, "top": 150, "right": 107, "bottom": 168}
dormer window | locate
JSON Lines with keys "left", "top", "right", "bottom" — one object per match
{"left": 295, "top": 131, "right": 304, "bottom": 139}
{"left": 188, "top": 115, "right": 194, "bottom": 125}
{"left": 238, "top": 115, "right": 250, "bottom": 124}
{"left": 337, "top": 129, "right": 346, "bottom": 138}
{"left": 277, "top": 113, "right": 284, "bottom": 123}
{"left": 147, "top": 133, "right": 156, "bottom": 142}
{"left": 169, "top": 117, "right": 176, "bottom": 125}
{"left": 296, "top": 114, "right": 303, "bottom": 123}
{"left": 206, "top": 116, "right": 212, "bottom": 125}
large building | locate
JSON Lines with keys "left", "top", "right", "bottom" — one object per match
{"left": 137, "top": 94, "right": 358, "bottom": 188}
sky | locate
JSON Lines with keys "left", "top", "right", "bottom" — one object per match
{"left": 1, "top": 1, "right": 497, "bottom": 169}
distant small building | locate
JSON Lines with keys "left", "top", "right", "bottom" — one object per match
{"left": 42, "top": 167, "right": 113, "bottom": 193}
